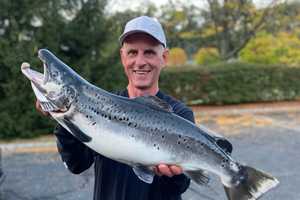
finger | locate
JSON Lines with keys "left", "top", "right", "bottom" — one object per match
{"left": 169, "top": 165, "right": 183, "bottom": 175}
{"left": 158, "top": 164, "right": 173, "bottom": 177}
{"left": 153, "top": 166, "right": 163, "bottom": 176}
{"left": 35, "top": 100, "right": 41, "bottom": 110}
{"left": 35, "top": 100, "right": 49, "bottom": 116}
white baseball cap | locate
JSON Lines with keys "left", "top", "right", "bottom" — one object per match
{"left": 119, "top": 16, "right": 167, "bottom": 47}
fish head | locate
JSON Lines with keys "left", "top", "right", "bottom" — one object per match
{"left": 21, "top": 49, "right": 80, "bottom": 113}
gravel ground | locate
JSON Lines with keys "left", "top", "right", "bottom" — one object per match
{"left": 0, "top": 105, "right": 299, "bottom": 200}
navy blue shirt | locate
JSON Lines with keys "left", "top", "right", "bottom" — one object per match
{"left": 54, "top": 90, "right": 194, "bottom": 200}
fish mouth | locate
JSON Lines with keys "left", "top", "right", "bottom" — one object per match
{"left": 22, "top": 62, "right": 67, "bottom": 113}
{"left": 21, "top": 49, "right": 53, "bottom": 86}
{"left": 21, "top": 58, "right": 66, "bottom": 113}
{"left": 21, "top": 61, "right": 49, "bottom": 87}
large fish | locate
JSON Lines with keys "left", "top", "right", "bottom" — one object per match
{"left": 21, "top": 49, "right": 279, "bottom": 200}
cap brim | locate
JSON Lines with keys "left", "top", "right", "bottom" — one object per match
{"left": 119, "top": 30, "right": 165, "bottom": 47}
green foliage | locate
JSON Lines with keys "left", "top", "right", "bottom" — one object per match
{"left": 193, "top": 47, "right": 221, "bottom": 65}
{"left": 199, "top": 0, "right": 267, "bottom": 60}
{"left": 240, "top": 33, "right": 279, "bottom": 64}
{"left": 160, "top": 62, "right": 300, "bottom": 105}
{"left": 0, "top": 0, "right": 124, "bottom": 139}
{"left": 167, "top": 47, "right": 187, "bottom": 66}
{"left": 240, "top": 32, "right": 300, "bottom": 65}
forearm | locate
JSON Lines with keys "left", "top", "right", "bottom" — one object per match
{"left": 54, "top": 124, "right": 95, "bottom": 174}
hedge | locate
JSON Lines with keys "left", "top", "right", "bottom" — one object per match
{"left": 160, "top": 62, "right": 300, "bottom": 105}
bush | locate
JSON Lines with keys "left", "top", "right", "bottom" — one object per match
{"left": 167, "top": 47, "right": 188, "bottom": 66}
{"left": 160, "top": 62, "right": 300, "bottom": 105}
{"left": 193, "top": 47, "right": 221, "bottom": 65}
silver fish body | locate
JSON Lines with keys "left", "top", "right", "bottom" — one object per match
{"left": 21, "top": 49, "right": 279, "bottom": 200}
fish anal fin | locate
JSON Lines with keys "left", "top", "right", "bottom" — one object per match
{"left": 185, "top": 170, "right": 210, "bottom": 185}
{"left": 132, "top": 165, "right": 155, "bottom": 184}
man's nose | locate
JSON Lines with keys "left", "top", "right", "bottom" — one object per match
{"left": 135, "top": 53, "right": 147, "bottom": 67}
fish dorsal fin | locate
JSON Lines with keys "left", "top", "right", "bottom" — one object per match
{"left": 134, "top": 96, "right": 173, "bottom": 112}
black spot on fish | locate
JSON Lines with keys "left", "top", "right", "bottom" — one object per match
{"left": 63, "top": 117, "right": 92, "bottom": 143}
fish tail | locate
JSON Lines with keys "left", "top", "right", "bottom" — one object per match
{"left": 223, "top": 165, "right": 279, "bottom": 200}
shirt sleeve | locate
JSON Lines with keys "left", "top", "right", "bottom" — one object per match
{"left": 54, "top": 124, "right": 96, "bottom": 174}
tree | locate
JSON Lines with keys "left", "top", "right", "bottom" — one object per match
{"left": 0, "top": 0, "right": 120, "bottom": 138}
{"left": 159, "top": 2, "right": 204, "bottom": 57}
{"left": 263, "top": 1, "right": 300, "bottom": 34}
{"left": 201, "top": 0, "right": 278, "bottom": 60}
{"left": 240, "top": 31, "right": 300, "bottom": 65}
{"left": 167, "top": 47, "right": 188, "bottom": 66}
{"left": 194, "top": 47, "right": 221, "bottom": 65}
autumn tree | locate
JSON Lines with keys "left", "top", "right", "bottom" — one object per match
{"left": 167, "top": 47, "right": 188, "bottom": 66}
{"left": 201, "top": 0, "right": 278, "bottom": 60}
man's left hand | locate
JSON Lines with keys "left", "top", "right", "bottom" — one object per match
{"left": 154, "top": 164, "right": 183, "bottom": 177}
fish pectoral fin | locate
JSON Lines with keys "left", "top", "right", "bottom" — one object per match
{"left": 132, "top": 166, "right": 155, "bottom": 184}
{"left": 185, "top": 170, "right": 210, "bottom": 185}
{"left": 62, "top": 117, "right": 92, "bottom": 143}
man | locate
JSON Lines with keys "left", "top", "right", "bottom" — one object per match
{"left": 36, "top": 16, "right": 232, "bottom": 199}
{"left": 36, "top": 16, "right": 193, "bottom": 200}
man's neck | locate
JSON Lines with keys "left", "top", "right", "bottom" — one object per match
{"left": 127, "top": 86, "right": 159, "bottom": 98}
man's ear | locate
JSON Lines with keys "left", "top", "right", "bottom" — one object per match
{"left": 162, "top": 48, "right": 169, "bottom": 66}
{"left": 120, "top": 48, "right": 125, "bottom": 66}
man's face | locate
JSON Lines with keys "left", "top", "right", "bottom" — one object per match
{"left": 120, "top": 33, "right": 168, "bottom": 91}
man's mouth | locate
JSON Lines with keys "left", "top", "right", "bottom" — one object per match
{"left": 133, "top": 70, "right": 151, "bottom": 75}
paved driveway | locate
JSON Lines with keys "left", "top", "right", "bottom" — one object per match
{"left": 0, "top": 105, "right": 299, "bottom": 200}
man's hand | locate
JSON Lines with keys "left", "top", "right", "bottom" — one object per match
{"left": 153, "top": 164, "right": 183, "bottom": 177}
{"left": 35, "top": 100, "right": 50, "bottom": 116}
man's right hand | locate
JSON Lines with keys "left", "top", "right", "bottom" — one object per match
{"left": 35, "top": 100, "right": 50, "bottom": 116}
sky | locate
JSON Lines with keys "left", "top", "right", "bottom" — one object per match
{"left": 106, "top": 0, "right": 277, "bottom": 13}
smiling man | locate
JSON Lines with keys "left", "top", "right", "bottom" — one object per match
{"left": 120, "top": 32, "right": 166, "bottom": 96}
{"left": 36, "top": 16, "right": 195, "bottom": 200}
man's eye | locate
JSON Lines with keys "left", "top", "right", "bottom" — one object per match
{"left": 145, "top": 50, "right": 156, "bottom": 56}
{"left": 128, "top": 51, "right": 137, "bottom": 56}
